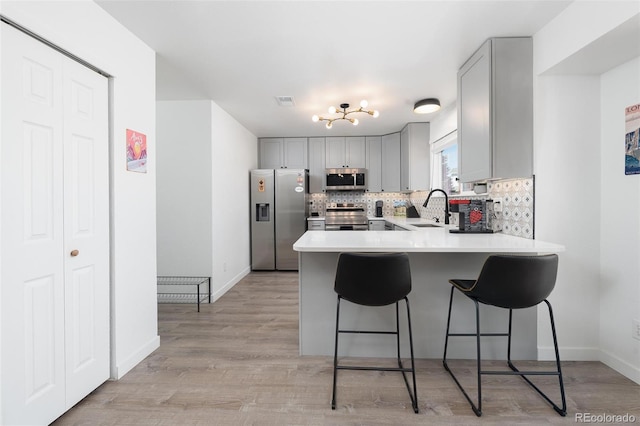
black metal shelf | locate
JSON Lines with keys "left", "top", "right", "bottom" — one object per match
{"left": 157, "top": 276, "right": 211, "bottom": 312}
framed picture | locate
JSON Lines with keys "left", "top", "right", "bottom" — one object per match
{"left": 625, "top": 104, "right": 640, "bottom": 175}
{"left": 126, "top": 129, "right": 147, "bottom": 173}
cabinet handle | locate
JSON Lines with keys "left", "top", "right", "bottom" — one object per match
{"left": 70, "top": 249, "right": 79, "bottom": 257}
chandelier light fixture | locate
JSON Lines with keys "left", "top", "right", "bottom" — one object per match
{"left": 312, "top": 100, "right": 379, "bottom": 129}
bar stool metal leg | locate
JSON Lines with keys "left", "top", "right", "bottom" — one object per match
{"left": 506, "top": 301, "right": 567, "bottom": 416}
{"left": 443, "top": 286, "right": 567, "bottom": 417}
{"left": 331, "top": 296, "right": 341, "bottom": 410}
{"left": 402, "top": 297, "right": 419, "bottom": 413}
{"left": 442, "top": 286, "right": 483, "bottom": 416}
{"left": 332, "top": 296, "right": 418, "bottom": 413}
{"left": 442, "top": 287, "right": 482, "bottom": 417}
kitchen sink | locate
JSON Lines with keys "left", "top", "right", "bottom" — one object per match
{"left": 412, "top": 223, "right": 440, "bottom": 228}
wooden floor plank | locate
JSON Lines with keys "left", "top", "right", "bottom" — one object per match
{"left": 54, "top": 271, "right": 640, "bottom": 425}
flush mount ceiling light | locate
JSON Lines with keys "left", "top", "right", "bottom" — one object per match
{"left": 312, "top": 100, "right": 379, "bottom": 129}
{"left": 413, "top": 98, "right": 441, "bottom": 114}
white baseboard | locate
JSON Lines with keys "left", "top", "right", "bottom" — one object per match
{"left": 539, "top": 346, "right": 640, "bottom": 385}
{"left": 210, "top": 266, "right": 250, "bottom": 303}
{"left": 111, "top": 334, "right": 160, "bottom": 380}
{"left": 599, "top": 348, "right": 640, "bottom": 385}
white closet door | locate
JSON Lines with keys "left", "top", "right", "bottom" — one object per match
{"left": 1, "top": 23, "right": 67, "bottom": 426}
{"left": 0, "top": 23, "right": 109, "bottom": 425}
{"left": 62, "top": 42, "right": 110, "bottom": 408}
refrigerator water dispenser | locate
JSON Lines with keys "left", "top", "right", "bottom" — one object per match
{"left": 256, "top": 203, "right": 270, "bottom": 221}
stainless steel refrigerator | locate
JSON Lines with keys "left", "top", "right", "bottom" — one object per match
{"left": 250, "top": 169, "right": 309, "bottom": 270}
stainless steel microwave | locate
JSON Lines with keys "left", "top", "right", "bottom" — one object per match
{"left": 325, "top": 168, "right": 367, "bottom": 191}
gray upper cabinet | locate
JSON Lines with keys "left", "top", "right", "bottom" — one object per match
{"left": 346, "top": 137, "right": 366, "bottom": 168}
{"left": 308, "top": 137, "right": 326, "bottom": 193}
{"left": 259, "top": 137, "right": 308, "bottom": 169}
{"left": 457, "top": 37, "right": 533, "bottom": 183}
{"left": 259, "top": 138, "right": 283, "bottom": 169}
{"left": 365, "top": 136, "right": 382, "bottom": 192}
{"left": 258, "top": 126, "right": 425, "bottom": 193}
{"left": 381, "top": 132, "right": 401, "bottom": 192}
{"left": 400, "top": 123, "right": 429, "bottom": 191}
{"left": 283, "top": 137, "right": 308, "bottom": 169}
{"left": 326, "top": 136, "right": 366, "bottom": 168}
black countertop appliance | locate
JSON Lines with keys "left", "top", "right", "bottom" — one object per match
{"left": 449, "top": 199, "right": 494, "bottom": 234}
{"left": 375, "top": 200, "right": 383, "bottom": 217}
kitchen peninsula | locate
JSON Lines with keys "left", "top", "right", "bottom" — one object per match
{"left": 293, "top": 227, "right": 564, "bottom": 360}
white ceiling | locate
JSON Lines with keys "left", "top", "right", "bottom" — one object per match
{"left": 96, "top": 0, "right": 573, "bottom": 138}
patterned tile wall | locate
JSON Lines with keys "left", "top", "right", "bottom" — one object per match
{"left": 487, "top": 177, "right": 535, "bottom": 238}
{"left": 310, "top": 192, "right": 409, "bottom": 217}
{"left": 310, "top": 176, "right": 535, "bottom": 239}
{"left": 408, "top": 177, "right": 535, "bottom": 239}
{"left": 409, "top": 192, "right": 479, "bottom": 227}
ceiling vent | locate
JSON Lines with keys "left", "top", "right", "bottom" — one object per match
{"left": 275, "top": 96, "right": 295, "bottom": 107}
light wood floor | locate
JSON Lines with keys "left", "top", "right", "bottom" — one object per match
{"left": 55, "top": 272, "right": 640, "bottom": 425}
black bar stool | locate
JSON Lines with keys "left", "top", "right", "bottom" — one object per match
{"left": 442, "top": 254, "right": 566, "bottom": 417}
{"left": 331, "top": 252, "right": 418, "bottom": 413}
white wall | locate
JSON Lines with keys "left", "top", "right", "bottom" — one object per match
{"left": 210, "top": 102, "right": 257, "bottom": 298}
{"left": 428, "top": 101, "right": 457, "bottom": 144}
{"left": 156, "top": 100, "right": 257, "bottom": 301}
{"left": 599, "top": 57, "right": 640, "bottom": 383}
{"left": 534, "top": 1, "right": 640, "bottom": 383}
{"left": 533, "top": 1, "right": 640, "bottom": 76}
{"left": 157, "top": 101, "right": 213, "bottom": 276}
{"left": 534, "top": 75, "right": 602, "bottom": 361}
{"left": 0, "top": 0, "right": 159, "bottom": 379}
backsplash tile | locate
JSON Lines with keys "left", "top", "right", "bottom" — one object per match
{"left": 310, "top": 176, "right": 534, "bottom": 239}
{"left": 408, "top": 176, "right": 535, "bottom": 238}
{"left": 310, "top": 192, "right": 408, "bottom": 217}
{"left": 488, "top": 177, "right": 535, "bottom": 238}
{"left": 409, "top": 177, "right": 535, "bottom": 238}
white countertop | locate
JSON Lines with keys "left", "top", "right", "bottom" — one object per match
{"left": 308, "top": 216, "right": 389, "bottom": 221}
{"left": 308, "top": 216, "right": 443, "bottom": 224}
{"left": 293, "top": 226, "right": 565, "bottom": 253}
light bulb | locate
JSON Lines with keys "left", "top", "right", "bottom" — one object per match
{"left": 326, "top": 121, "right": 332, "bottom": 129}
{"left": 360, "top": 100, "right": 368, "bottom": 109}
{"left": 352, "top": 118, "right": 359, "bottom": 126}
{"left": 328, "top": 106, "right": 336, "bottom": 114}
{"left": 372, "top": 110, "right": 380, "bottom": 118}
{"left": 312, "top": 115, "right": 319, "bottom": 122}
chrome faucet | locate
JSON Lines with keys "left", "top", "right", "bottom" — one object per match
{"left": 422, "top": 189, "right": 450, "bottom": 225}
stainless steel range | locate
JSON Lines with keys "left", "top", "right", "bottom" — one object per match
{"left": 324, "top": 203, "right": 368, "bottom": 231}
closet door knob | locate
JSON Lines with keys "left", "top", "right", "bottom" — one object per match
{"left": 70, "top": 249, "right": 79, "bottom": 257}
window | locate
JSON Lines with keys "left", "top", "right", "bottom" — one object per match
{"left": 431, "top": 131, "right": 473, "bottom": 195}
{"left": 440, "top": 143, "right": 459, "bottom": 194}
